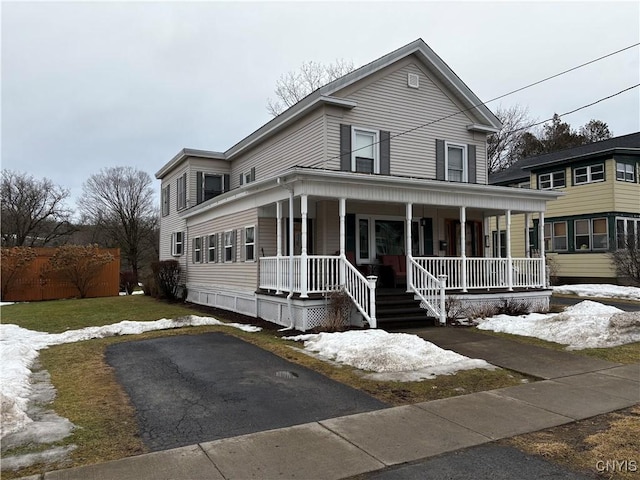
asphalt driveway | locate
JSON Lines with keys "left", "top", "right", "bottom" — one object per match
{"left": 106, "top": 332, "right": 387, "bottom": 451}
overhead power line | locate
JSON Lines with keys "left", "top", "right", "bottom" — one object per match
{"left": 305, "top": 42, "right": 640, "bottom": 169}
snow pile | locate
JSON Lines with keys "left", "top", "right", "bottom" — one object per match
{"left": 0, "top": 316, "right": 261, "bottom": 439}
{"left": 286, "top": 330, "right": 494, "bottom": 381}
{"left": 477, "top": 300, "right": 640, "bottom": 349}
{"left": 553, "top": 284, "right": 640, "bottom": 301}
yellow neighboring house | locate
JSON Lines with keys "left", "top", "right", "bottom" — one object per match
{"left": 490, "top": 132, "right": 640, "bottom": 285}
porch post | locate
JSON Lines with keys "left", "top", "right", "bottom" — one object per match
{"left": 406, "top": 203, "right": 413, "bottom": 292}
{"left": 460, "top": 206, "right": 467, "bottom": 293}
{"left": 506, "top": 209, "right": 513, "bottom": 291}
{"left": 524, "top": 212, "right": 531, "bottom": 258}
{"left": 539, "top": 211, "right": 546, "bottom": 288}
{"left": 276, "top": 201, "right": 283, "bottom": 294}
{"left": 496, "top": 215, "right": 502, "bottom": 258}
{"left": 300, "top": 194, "right": 308, "bottom": 298}
{"left": 339, "top": 198, "right": 346, "bottom": 286}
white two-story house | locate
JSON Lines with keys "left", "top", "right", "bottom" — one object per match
{"left": 156, "top": 39, "right": 561, "bottom": 331}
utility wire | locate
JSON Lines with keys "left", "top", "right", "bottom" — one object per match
{"left": 304, "top": 42, "right": 640, "bottom": 169}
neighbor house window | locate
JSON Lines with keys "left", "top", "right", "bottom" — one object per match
{"left": 352, "top": 128, "right": 379, "bottom": 174}
{"left": 244, "top": 226, "right": 255, "bottom": 261}
{"left": 192, "top": 237, "right": 202, "bottom": 263}
{"left": 538, "top": 171, "right": 565, "bottom": 189}
{"left": 445, "top": 143, "right": 467, "bottom": 182}
{"left": 224, "top": 230, "right": 234, "bottom": 262}
{"left": 176, "top": 173, "right": 187, "bottom": 210}
{"left": 616, "top": 218, "right": 640, "bottom": 249}
{"left": 543, "top": 221, "right": 567, "bottom": 251}
{"left": 574, "top": 164, "right": 604, "bottom": 185}
{"left": 207, "top": 234, "right": 217, "bottom": 262}
{"left": 171, "top": 231, "right": 183, "bottom": 256}
{"left": 616, "top": 162, "right": 635, "bottom": 182}
{"left": 575, "top": 218, "right": 608, "bottom": 251}
{"left": 161, "top": 185, "right": 170, "bottom": 216}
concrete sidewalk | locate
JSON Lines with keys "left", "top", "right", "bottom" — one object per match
{"left": 28, "top": 359, "right": 639, "bottom": 480}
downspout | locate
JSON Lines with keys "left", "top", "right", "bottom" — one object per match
{"left": 277, "top": 177, "right": 296, "bottom": 330}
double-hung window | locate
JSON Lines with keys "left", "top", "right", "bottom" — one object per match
{"left": 445, "top": 143, "right": 467, "bottom": 182}
{"left": 176, "top": 173, "right": 187, "bottom": 210}
{"left": 244, "top": 226, "right": 255, "bottom": 262}
{"left": 543, "top": 221, "right": 567, "bottom": 251}
{"left": 202, "top": 174, "right": 223, "bottom": 202}
{"left": 161, "top": 185, "right": 170, "bottom": 216}
{"left": 616, "top": 162, "right": 636, "bottom": 182}
{"left": 192, "top": 237, "right": 202, "bottom": 263}
{"left": 207, "top": 234, "right": 217, "bottom": 262}
{"left": 575, "top": 218, "right": 608, "bottom": 251}
{"left": 224, "top": 231, "right": 234, "bottom": 262}
{"left": 171, "top": 232, "right": 183, "bottom": 256}
{"left": 352, "top": 128, "right": 379, "bottom": 174}
{"left": 574, "top": 164, "right": 604, "bottom": 185}
{"left": 538, "top": 171, "right": 565, "bottom": 189}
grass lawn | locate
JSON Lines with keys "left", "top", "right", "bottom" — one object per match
{"left": 1, "top": 295, "right": 638, "bottom": 479}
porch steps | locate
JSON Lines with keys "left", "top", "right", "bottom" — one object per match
{"left": 375, "top": 289, "right": 435, "bottom": 328}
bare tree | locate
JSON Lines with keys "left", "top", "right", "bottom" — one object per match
{"left": 78, "top": 167, "right": 156, "bottom": 281}
{"left": 1, "top": 246, "right": 37, "bottom": 299}
{"left": 610, "top": 233, "right": 640, "bottom": 286}
{"left": 267, "top": 59, "right": 355, "bottom": 116}
{"left": 1, "top": 170, "right": 74, "bottom": 246}
{"left": 487, "top": 105, "right": 537, "bottom": 173}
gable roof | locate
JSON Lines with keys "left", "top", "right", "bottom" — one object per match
{"left": 157, "top": 38, "right": 501, "bottom": 179}
{"left": 489, "top": 132, "right": 640, "bottom": 185}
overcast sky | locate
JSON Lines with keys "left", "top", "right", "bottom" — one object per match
{"left": 2, "top": 1, "right": 639, "bottom": 207}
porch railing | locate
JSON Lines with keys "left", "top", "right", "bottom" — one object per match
{"left": 409, "top": 257, "right": 446, "bottom": 325}
{"left": 414, "top": 257, "right": 544, "bottom": 290}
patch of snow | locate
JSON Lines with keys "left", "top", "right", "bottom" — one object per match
{"left": 285, "top": 330, "right": 494, "bottom": 381}
{"left": 553, "top": 284, "right": 640, "bottom": 301}
{"left": 1, "top": 302, "right": 15, "bottom": 306}
{"left": 477, "top": 300, "right": 640, "bottom": 349}
{"left": 1, "top": 445, "right": 76, "bottom": 472}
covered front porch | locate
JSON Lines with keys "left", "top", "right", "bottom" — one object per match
{"left": 256, "top": 169, "right": 558, "bottom": 329}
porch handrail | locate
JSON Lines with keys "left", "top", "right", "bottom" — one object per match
{"left": 409, "top": 257, "right": 446, "bottom": 325}
{"left": 341, "top": 256, "right": 377, "bottom": 328}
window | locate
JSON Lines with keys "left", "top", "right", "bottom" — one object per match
{"left": 244, "top": 226, "right": 255, "bottom": 261}
{"left": 171, "top": 232, "right": 183, "bottom": 256}
{"left": 356, "top": 215, "right": 420, "bottom": 263}
{"left": 616, "top": 162, "right": 636, "bottom": 182}
{"left": 176, "top": 173, "right": 187, "bottom": 210}
{"left": 616, "top": 217, "right": 640, "bottom": 249}
{"left": 543, "top": 221, "right": 567, "bottom": 251}
{"left": 239, "top": 168, "right": 256, "bottom": 186}
{"left": 352, "top": 128, "right": 379, "bottom": 173}
{"left": 207, "top": 234, "right": 217, "bottom": 262}
{"left": 575, "top": 218, "right": 608, "bottom": 251}
{"left": 445, "top": 143, "right": 467, "bottom": 182}
{"left": 538, "top": 171, "right": 565, "bottom": 189}
{"left": 197, "top": 173, "right": 227, "bottom": 204}
{"left": 161, "top": 185, "right": 170, "bottom": 216}
{"left": 224, "top": 230, "right": 234, "bottom": 262}
{"left": 192, "top": 237, "right": 202, "bottom": 263}
{"left": 574, "top": 164, "right": 604, "bottom": 185}
{"left": 517, "top": 182, "right": 531, "bottom": 189}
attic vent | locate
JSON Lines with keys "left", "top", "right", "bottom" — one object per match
{"left": 407, "top": 73, "right": 419, "bottom": 89}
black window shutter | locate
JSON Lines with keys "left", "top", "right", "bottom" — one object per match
{"left": 380, "top": 130, "right": 390, "bottom": 175}
{"left": 196, "top": 172, "right": 203, "bottom": 204}
{"left": 436, "top": 140, "right": 445, "bottom": 180}
{"left": 251, "top": 167, "right": 256, "bottom": 182}
{"left": 340, "top": 124, "right": 352, "bottom": 171}
{"left": 468, "top": 144, "right": 476, "bottom": 183}
{"left": 239, "top": 174, "right": 244, "bottom": 186}
{"left": 192, "top": 238, "right": 197, "bottom": 263}
{"left": 223, "top": 174, "right": 230, "bottom": 192}
{"left": 231, "top": 229, "right": 237, "bottom": 262}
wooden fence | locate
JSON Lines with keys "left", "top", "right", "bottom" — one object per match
{"left": 3, "top": 247, "right": 120, "bottom": 302}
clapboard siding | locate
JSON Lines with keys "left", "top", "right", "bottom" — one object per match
{"left": 187, "top": 158, "right": 230, "bottom": 208}
{"left": 612, "top": 159, "right": 640, "bottom": 211}
{"left": 186, "top": 209, "right": 258, "bottom": 290}
{"left": 159, "top": 168, "right": 188, "bottom": 274}
{"left": 330, "top": 59, "right": 488, "bottom": 183}
{"left": 229, "top": 111, "right": 325, "bottom": 189}
{"left": 550, "top": 252, "right": 616, "bottom": 279}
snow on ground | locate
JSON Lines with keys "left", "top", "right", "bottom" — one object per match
{"left": 285, "top": 330, "right": 495, "bottom": 381}
{"left": 0, "top": 316, "right": 261, "bottom": 441}
{"left": 553, "top": 284, "right": 640, "bottom": 301}
{"left": 1, "top": 301, "right": 15, "bottom": 306}
{"left": 477, "top": 300, "right": 640, "bottom": 350}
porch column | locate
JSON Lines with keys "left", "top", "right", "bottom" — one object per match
{"left": 460, "top": 206, "right": 467, "bottom": 293}
{"left": 300, "top": 194, "right": 308, "bottom": 298}
{"left": 524, "top": 213, "right": 531, "bottom": 258}
{"left": 276, "top": 201, "right": 283, "bottom": 294}
{"left": 406, "top": 203, "right": 413, "bottom": 292}
{"left": 506, "top": 209, "right": 513, "bottom": 291}
{"left": 539, "top": 211, "right": 546, "bottom": 288}
{"left": 339, "top": 198, "right": 346, "bottom": 286}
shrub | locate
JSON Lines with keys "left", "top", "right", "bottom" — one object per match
{"left": 151, "top": 260, "right": 182, "bottom": 301}
{"left": 119, "top": 270, "right": 137, "bottom": 295}
{"left": 445, "top": 295, "right": 468, "bottom": 324}
{"left": 498, "top": 298, "right": 531, "bottom": 316}
{"left": 45, "top": 244, "right": 114, "bottom": 298}
{"left": 320, "top": 288, "right": 351, "bottom": 332}
{"left": 465, "top": 303, "right": 499, "bottom": 320}
{"left": 1, "top": 246, "right": 37, "bottom": 299}
{"left": 141, "top": 273, "right": 158, "bottom": 297}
